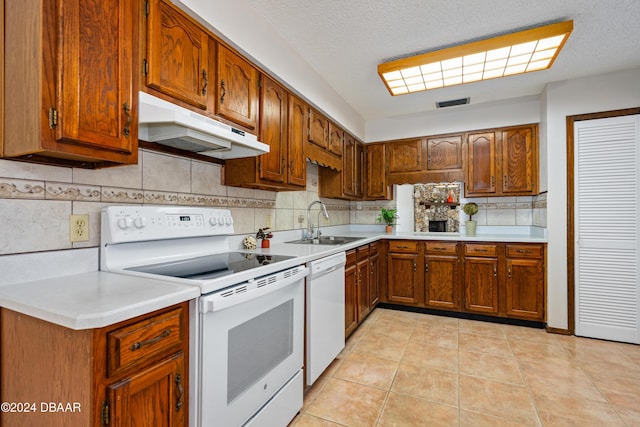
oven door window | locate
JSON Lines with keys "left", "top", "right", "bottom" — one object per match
{"left": 228, "top": 300, "right": 293, "bottom": 403}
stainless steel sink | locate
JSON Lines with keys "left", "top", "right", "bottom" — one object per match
{"left": 285, "top": 236, "right": 364, "bottom": 245}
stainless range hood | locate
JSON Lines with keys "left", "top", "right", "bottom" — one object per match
{"left": 138, "top": 92, "right": 269, "bottom": 159}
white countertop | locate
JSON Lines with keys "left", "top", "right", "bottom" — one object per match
{"left": 0, "top": 271, "right": 199, "bottom": 330}
{"left": 0, "top": 227, "right": 545, "bottom": 330}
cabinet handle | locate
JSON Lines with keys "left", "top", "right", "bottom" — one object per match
{"left": 493, "top": 265, "right": 497, "bottom": 277}
{"left": 425, "top": 262, "right": 429, "bottom": 272}
{"left": 491, "top": 176, "right": 495, "bottom": 187}
{"left": 201, "top": 69, "right": 208, "bottom": 96}
{"left": 434, "top": 247, "right": 446, "bottom": 251}
{"left": 508, "top": 265, "right": 512, "bottom": 279}
{"left": 122, "top": 102, "right": 131, "bottom": 137}
{"left": 397, "top": 245, "right": 409, "bottom": 249}
{"left": 504, "top": 175, "right": 507, "bottom": 188}
{"left": 475, "top": 249, "right": 488, "bottom": 253}
{"left": 281, "top": 156, "right": 286, "bottom": 174}
{"left": 413, "top": 261, "right": 417, "bottom": 271}
{"left": 220, "top": 80, "right": 226, "bottom": 104}
{"left": 130, "top": 329, "right": 171, "bottom": 351}
{"left": 175, "top": 373, "right": 184, "bottom": 412}
{"left": 290, "top": 160, "right": 295, "bottom": 173}
{"left": 516, "top": 249, "right": 532, "bottom": 254}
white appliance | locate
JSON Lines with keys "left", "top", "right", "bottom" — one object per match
{"left": 138, "top": 91, "right": 270, "bottom": 159}
{"left": 101, "top": 206, "right": 308, "bottom": 426}
{"left": 305, "top": 252, "right": 346, "bottom": 385}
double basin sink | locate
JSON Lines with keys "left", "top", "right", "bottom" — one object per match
{"left": 285, "top": 236, "right": 364, "bottom": 246}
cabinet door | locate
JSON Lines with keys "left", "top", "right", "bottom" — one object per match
{"left": 464, "top": 257, "right": 499, "bottom": 314}
{"left": 58, "top": 0, "right": 137, "bottom": 156}
{"left": 355, "top": 141, "right": 364, "bottom": 198}
{"left": 308, "top": 109, "right": 329, "bottom": 149}
{"left": 146, "top": 0, "right": 209, "bottom": 110}
{"left": 356, "top": 258, "right": 371, "bottom": 322}
{"left": 505, "top": 258, "right": 544, "bottom": 320}
{"left": 344, "top": 261, "right": 358, "bottom": 338}
{"left": 287, "top": 94, "right": 307, "bottom": 187}
{"left": 216, "top": 45, "right": 259, "bottom": 130}
{"left": 259, "top": 75, "right": 287, "bottom": 183}
{"left": 501, "top": 126, "right": 537, "bottom": 194}
{"left": 388, "top": 139, "right": 422, "bottom": 173}
{"left": 343, "top": 134, "right": 357, "bottom": 196}
{"left": 387, "top": 253, "right": 421, "bottom": 305}
{"left": 108, "top": 353, "right": 185, "bottom": 427}
{"left": 467, "top": 132, "right": 496, "bottom": 195}
{"left": 365, "top": 144, "right": 388, "bottom": 199}
{"left": 426, "top": 135, "right": 463, "bottom": 170}
{"left": 328, "top": 123, "right": 344, "bottom": 156}
{"left": 425, "top": 255, "right": 460, "bottom": 310}
{"left": 369, "top": 253, "right": 380, "bottom": 308}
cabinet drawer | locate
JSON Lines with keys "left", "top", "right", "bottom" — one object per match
{"left": 357, "top": 244, "right": 370, "bottom": 260}
{"left": 369, "top": 241, "right": 379, "bottom": 256}
{"left": 425, "top": 241, "right": 457, "bottom": 255}
{"left": 506, "top": 244, "right": 543, "bottom": 259}
{"left": 346, "top": 249, "right": 357, "bottom": 266}
{"left": 108, "top": 307, "right": 184, "bottom": 377}
{"left": 464, "top": 243, "right": 498, "bottom": 257}
{"left": 388, "top": 240, "right": 419, "bottom": 253}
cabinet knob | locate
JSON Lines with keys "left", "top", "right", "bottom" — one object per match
{"left": 413, "top": 261, "right": 417, "bottom": 271}
{"left": 493, "top": 265, "right": 497, "bottom": 277}
{"left": 425, "top": 262, "right": 429, "bottom": 272}
{"left": 508, "top": 265, "right": 512, "bottom": 279}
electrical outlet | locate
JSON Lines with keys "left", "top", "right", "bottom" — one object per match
{"left": 70, "top": 214, "right": 90, "bottom": 242}
{"left": 298, "top": 214, "right": 304, "bottom": 224}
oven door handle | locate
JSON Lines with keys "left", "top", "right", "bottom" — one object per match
{"left": 200, "top": 266, "right": 309, "bottom": 313}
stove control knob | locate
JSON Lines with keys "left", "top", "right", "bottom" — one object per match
{"left": 117, "top": 216, "right": 133, "bottom": 230}
{"left": 208, "top": 217, "right": 217, "bottom": 227}
{"left": 133, "top": 217, "right": 146, "bottom": 229}
{"left": 225, "top": 216, "right": 233, "bottom": 225}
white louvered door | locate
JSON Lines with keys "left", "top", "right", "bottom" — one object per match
{"left": 575, "top": 115, "right": 640, "bottom": 343}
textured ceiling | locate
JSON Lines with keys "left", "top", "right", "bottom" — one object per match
{"left": 241, "top": 0, "right": 640, "bottom": 121}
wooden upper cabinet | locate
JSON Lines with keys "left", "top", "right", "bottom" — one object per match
{"left": 467, "top": 132, "right": 497, "bottom": 195}
{"left": 308, "top": 109, "right": 329, "bottom": 149}
{"left": 426, "top": 135, "right": 463, "bottom": 171}
{"left": 145, "top": 0, "right": 209, "bottom": 110}
{"left": 343, "top": 134, "right": 357, "bottom": 196}
{"left": 388, "top": 139, "right": 422, "bottom": 173}
{"left": 3, "top": 0, "right": 138, "bottom": 167}
{"left": 355, "top": 140, "right": 364, "bottom": 198}
{"left": 501, "top": 126, "right": 537, "bottom": 194}
{"left": 329, "top": 123, "right": 344, "bottom": 156}
{"left": 259, "top": 75, "right": 288, "bottom": 184}
{"left": 216, "top": 45, "right": 259, "bottom": 131}
{"left": 365, "top": 143, "right": 390, "bottom": 200}
{"left": 287, "top": 94, "right": 307, "bottom": 187}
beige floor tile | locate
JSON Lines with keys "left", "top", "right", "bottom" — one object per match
{"left": 509, "top": 339, "right": 578, "bottom": 368}
{"left": 410, "top": 324, "right": 459, "bottom": 349}
{"left": 460, "top": 409, "right": 536, "bottom": 427}
{"left": 459, "top": 375, "right": 538, "bottom": 426}
{"left": 614, "top": 404, "right": 640, "bottom": 427}
{"left": 459, "top": 350, "right": 523, "bottom": 384}
{"left": 374, "top": 308, "right": 420, "bottom": 324}
{"left": 532, "top": 390, "right": 626, "bottom": 426}
{"left": 334, "top": 352, "right": 399, "bottom": 389}
{"left": 378, "top": 392, "right": 458, "bottom": 427}
{"left": 459, "top": 318, "right": 506, "bottom": 338}
{"left": 415, "top": 313, "right": 460, "bottom": 331}
{"left": 305, "top": 378, "right": 387, "bottom": 427}
{"left": 459, "top": 331, "right": 513, "bottom": 357}
{"left": 502, "top": 324, "right": 556, "bottom": 345}
{"left": 402, "top": 340, "right": 459, "bottom": 372}
{"left": 391, "top": 362, "right": 458, "bottom": 406}
{"left": 367, "top": 318, "right": 415, "bottom": 342}
{"left": 290, "top": 413, "right": 344, "bottom": 426}
{"left": 588, "top": 373, "right": 640, "bottom": 409}
{"left": 519, "top": 360, "right": 606, "bottom": 402}
{"left": 352, "top": 332, "right": 408, "bottom": 361}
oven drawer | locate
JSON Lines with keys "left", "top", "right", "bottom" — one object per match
{"left": 107, "top": 307, "right": 185, "bottom": 377}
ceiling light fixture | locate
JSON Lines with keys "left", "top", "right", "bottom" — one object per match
{"left": 378, "top": 20, "right": 573, "bottom": 96}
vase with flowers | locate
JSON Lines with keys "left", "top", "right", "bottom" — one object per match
{"left": 256, "top": 227, "right": 273, "bottom": 248}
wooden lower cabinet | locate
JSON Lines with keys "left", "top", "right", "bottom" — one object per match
{"left": 464, "top": 256, "right": 499, "bottom": 314}
{"left": 345, "top": 243, "right": 381, "bottom": 338}
{"left": 386, "top": 241, "right": 421, "bottom": 305}
{"left": 424, "top": 242, "right": 460, "bottom": 310}
{"left": 504, "top": 244, "right": 545, "bottom": 320}
{"left": 0, "top": 302, "right": 189, "bottom": 427}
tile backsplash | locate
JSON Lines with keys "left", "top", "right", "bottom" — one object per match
{"left": 0, "top": 150, "right": 348, "bottom": 255}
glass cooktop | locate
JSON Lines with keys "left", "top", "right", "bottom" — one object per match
{"left": 125, "top": 252, "right": 296, "bottom": 281}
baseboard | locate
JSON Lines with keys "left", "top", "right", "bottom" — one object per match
{"left": 545, "top": 326, "right": 572, "bottom": 335}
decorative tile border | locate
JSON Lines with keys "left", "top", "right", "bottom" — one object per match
{"left": 0, "top": 179, "right": 45, "bottom": 199}
{"left": 45, "top": 182, "right": 101, "bottom": 201}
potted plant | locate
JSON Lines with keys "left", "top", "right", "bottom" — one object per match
{"left": 256, "top": 227, "right": 273, "bottom": 248}
{"left": 463, "top": 202, "right": 479, "bottom": 236}
{"left": 377, "top": 208, "right": 398, "bottom": 233}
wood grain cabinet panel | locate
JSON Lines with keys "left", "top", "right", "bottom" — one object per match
{"left": 424, "top": 242, "right": 460, "bottom": 310}
{"left": 464, "top": 257, "right": 499, "bottom": 314}
{"left": 365, "top": 143, "right": 391, "bottom": 200}
{"left": 503, "top": 243, "right": 545, "bottom": 321}
{"left": 216, "top": 44, "right": 259, "bottom": 131}
{"left": 344, "top": 250, "right": 358, "bottom": 338}
{"left": 3, "top": 0, "right": 138, "bottom": 167}
{"left": 426, "top": 135, "right": 463, "bottom": 171}
{"left": 308, "top": 109, "right": 329, "bottom": 149}
{"left": 501, "top": 126, "right": 537, "bottom": 194}
{"left": 328, "top": 122, "right": 344, "bottom": 156}
{"left": 467, "top": 132, "right": 497, "bottom": 195}
{"left": 388, "top": 139, "right": 422, "bottom": 173}
{"left": 387, "top": 242, "right": 421, "bottom": 306}
{"left": 287, "top": 94, "right": 307, "bottom": 187}
{"left": 258, "top": 75, "right": 288, "bottom": 184}
{"left": 145, "top": 0, "right": 209, "bottom": 110}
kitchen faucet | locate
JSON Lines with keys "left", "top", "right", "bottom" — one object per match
{"left": 307, "top": 200, "right": 329, "bottom": 240}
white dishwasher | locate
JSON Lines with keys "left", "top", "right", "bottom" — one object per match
{"left": 306, "top": 251, "right": 346, "bottom": 385}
